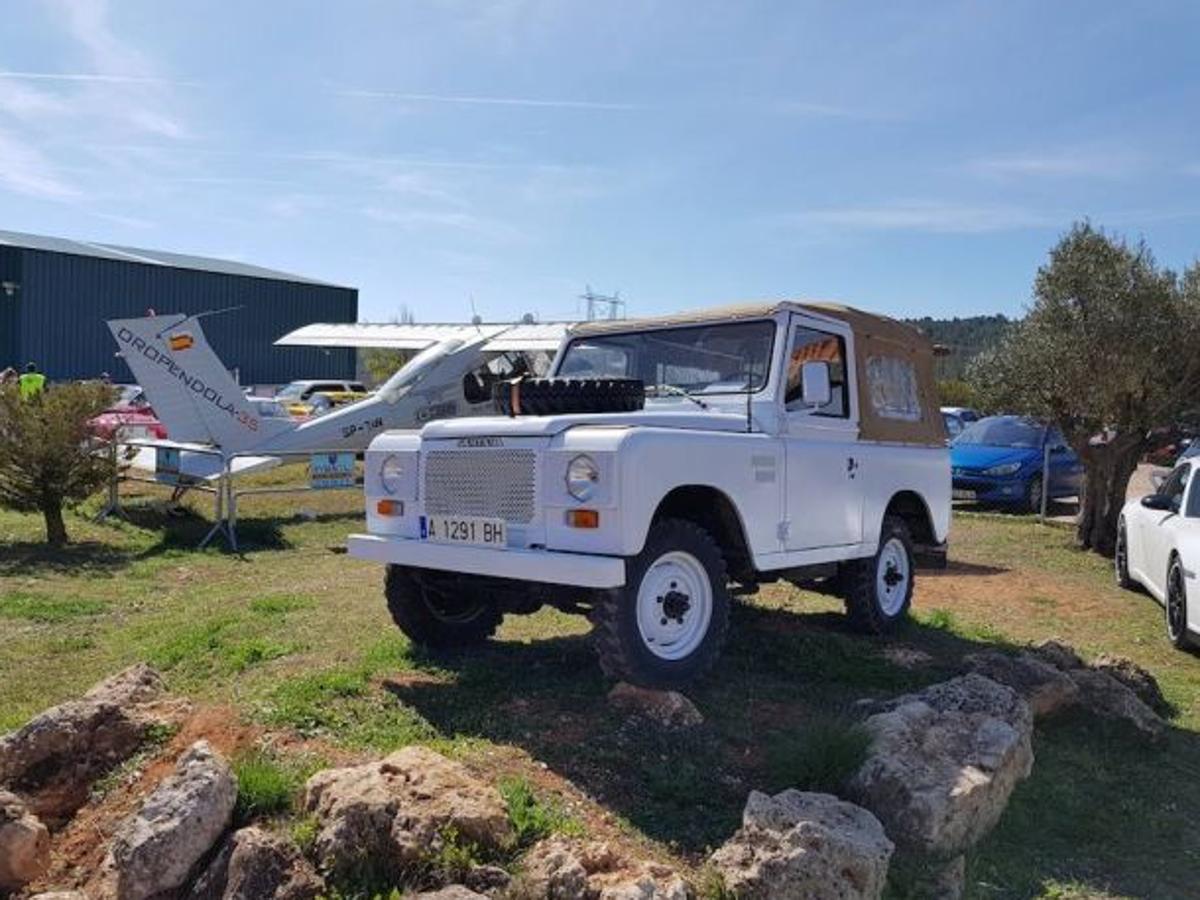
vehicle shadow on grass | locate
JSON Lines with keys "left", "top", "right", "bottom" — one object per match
{"left": 385, "top": 601, "right": 1006, "bottom": 853}
{"left": 384, "top": 600, "right": 1200, "bottom": 896}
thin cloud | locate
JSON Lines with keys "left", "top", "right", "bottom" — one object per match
{"left": 0, "top": 130, "right": 79, "bottom": 199}
{"left": 336, "top": 89, "right": 641, "bottom": 111}
{"left": 0, "top": 71, "right": 198, "bottom": 87}
{"left": 782, "top": 202, "right": 1059, "bottom": 234}
{"left": 764, "top": 100, "right": 903, "bottom": 121}
{"left": 966, "top": 149, "right": 1142, "bottom": 179}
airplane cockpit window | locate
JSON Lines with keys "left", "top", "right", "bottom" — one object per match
{"left": 463, "top": 351, "right": 553, "bottom": 405}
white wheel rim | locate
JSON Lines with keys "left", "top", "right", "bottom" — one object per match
{"left": 635, "top": 550, "right": 713, "bottom": 661}
{"left": 876, "top": 537, "right": 910, "bottom": 617}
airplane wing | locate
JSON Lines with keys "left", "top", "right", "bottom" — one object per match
{"left": 123, "top": 442, "right": 284, "bottom": 482}
{"left": 275, "top": 321, "right": 575, "bottom": 351}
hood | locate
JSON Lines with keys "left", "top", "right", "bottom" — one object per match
{"left": 951, "top": 443, "right": 1036, "bottom": 470}
{"left": 421, "top": 409, "right": 754, "bottom": 439}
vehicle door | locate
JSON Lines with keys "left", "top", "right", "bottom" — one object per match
{"left": 783, "top": 314, "right": 863, "bottom": 550}
{"left": 1045, "top": 427, "right": 1083, "bottom": 497}
{"left": 1141, "top": 462, "right": 1190, "bottom": 597}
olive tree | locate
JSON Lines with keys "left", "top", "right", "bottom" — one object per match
{"left": 0, "top": 381, "right": 117, "bottom": 545}
{"left": 971, "top": 222, "right": 1200, "bottom": 555}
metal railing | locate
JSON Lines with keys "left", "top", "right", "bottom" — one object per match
{"left": 96, "top": 436, "right": 363, "bottom": 552}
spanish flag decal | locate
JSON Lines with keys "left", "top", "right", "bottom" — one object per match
{"left": 168, "top": 332, "right": 195, "bottom": 351}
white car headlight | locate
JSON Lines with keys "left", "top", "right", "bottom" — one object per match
{"left": 983, "top": 461, "right": 1022, "bottom": 476}
{"left": 379, "top": 454, "right": 406, "bottom": 495}
{"left": 566, "top": 454, "right": 600, "bottom": 501}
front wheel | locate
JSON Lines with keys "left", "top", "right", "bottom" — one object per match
{"left": 840, "top": 516, "right": 914, "bottom": 634}
{"left": 1166, "top": 558, "right": 1192, "bottom": 650}
{"left": 384, "top": 566, "right": 502, "bottom": 648}
{"left": 1023, "top": 475, "right": 1044, "bottom": 514}
{"left": 593, "top": 518, "right": 731, "bottom": 688}
{"left": 1115, "top": 518, "right": 1136, "bottom": 589}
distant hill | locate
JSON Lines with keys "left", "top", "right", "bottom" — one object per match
{"left": 905, "top": 314, "right": 1015, "bottom": 380}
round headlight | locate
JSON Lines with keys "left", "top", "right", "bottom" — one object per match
{"left": 566, "top": 454, "right": 600, "bottom": 501}
{"left": 380, "top": 454, "right": 406, "bottom": 495}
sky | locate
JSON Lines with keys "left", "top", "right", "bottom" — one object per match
{"left": 3, "top": 0, "right": 1200, "bottom": 324}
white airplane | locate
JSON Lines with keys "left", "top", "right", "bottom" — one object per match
{"left": 106, "top": 312, "right": 570, "bottom": 481}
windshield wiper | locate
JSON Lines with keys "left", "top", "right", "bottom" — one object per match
{"left": 645, "top": 383, "right": 708, "bottom": 410}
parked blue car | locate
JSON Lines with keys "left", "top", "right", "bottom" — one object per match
{"left": 951, "top": 416, "right": 1084, "bottom": 511}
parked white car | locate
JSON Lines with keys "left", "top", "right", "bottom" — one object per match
{"left": 349, "top": 302, "right": 952, "bottom": 686}
{"left": 1117, "top": 459, "right": 1200, "bottom": 649}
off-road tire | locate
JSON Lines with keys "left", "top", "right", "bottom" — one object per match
{"left": 384, "top": 565, "right": 502, "bottom": 648}
{"left": 593, "top": 518, "right": 730, "bottom": 688}
{"left": 840, "top": 515, "right": 914, "bottom": 634}
{"left": 1167, "top": 557, "right": 1192, "bottom": 651}
{"left": 493, "top": 377, "right": 645, "bottom": 417}
{"left": 1115, "top": 518, "right": 1136, "bottom": 590}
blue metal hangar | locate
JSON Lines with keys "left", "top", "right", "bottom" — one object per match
{"left": 0, "top": 229, "right": 357, "bottom": 385}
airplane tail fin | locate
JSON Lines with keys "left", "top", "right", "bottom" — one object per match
{"left": 107, "top": 313, "right": 293, "bottom": 452}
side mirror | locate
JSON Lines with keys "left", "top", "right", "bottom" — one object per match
{"left": 1141, "top": 493, "right": 1175, "bottom": 511}
{"left": 800, "top": 361, "right": 832, "bottom": 408}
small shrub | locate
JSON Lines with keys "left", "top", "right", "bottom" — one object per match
{"left": 764, "top": 716, "right": 872, "bottom": 795}
{"left": 233, "top": 749, "right": 303, "bottom": 822}
{"left": 499, "top": 777, "right": 583, "bottom": 848}
{"left": 424, "top": 826, "right": 482, "bottom": 882}
{"left": 290, "top": 813, "right": 320, "bottom": 856}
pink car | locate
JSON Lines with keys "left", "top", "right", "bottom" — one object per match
{"left": 89, "top": 387, "right": 168, "bottom": 442}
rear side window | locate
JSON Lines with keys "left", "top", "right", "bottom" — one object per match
{"left": 866, "top": 356, "right": 921, "bottom": 422}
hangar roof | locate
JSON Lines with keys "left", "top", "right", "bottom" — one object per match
{"left": 0, "top": 228, "right": 346, "bottom": 288}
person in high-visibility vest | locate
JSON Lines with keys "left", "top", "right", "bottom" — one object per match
{"left": 18, "top": 362, "right": 45, "bottom": 400}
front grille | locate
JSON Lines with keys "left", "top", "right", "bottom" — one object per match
{"left": 424, "top": 449, "right": 537, "bottom": 524}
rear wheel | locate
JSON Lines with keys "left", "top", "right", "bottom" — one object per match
{"left": 593, "top": 518, "right": 730, "bottom": 688}
{"left": 840, "top": 516, "right": 914, "bottom": 634}
{"left": 384, "top": 566, "right": 502, "bottom": 648}
{"left": 1115, "top": 518, "right": 1136, "bottom": 589}
{"left": 1166, "top": 557, "right": 1191, "bottom": 650}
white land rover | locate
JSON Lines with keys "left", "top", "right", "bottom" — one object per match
{"left": 348, "top": 302, "right": 950, "bottom": 687}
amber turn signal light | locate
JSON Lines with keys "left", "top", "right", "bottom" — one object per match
{"left": 566, "top": 509, "right": 600, "bottom": 529}
{"left": 376, "top": 499, "right": 404, "bottom": 516}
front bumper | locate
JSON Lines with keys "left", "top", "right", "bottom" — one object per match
{"left": 347, "top": 533, "right": 627, "bottom": 589}
{"left": 952, "top": 476, "right": 1028, "bottom": 504}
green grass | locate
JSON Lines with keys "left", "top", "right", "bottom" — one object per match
{"left": 0, "top": 590, "right": 105, "bottom": 622}
{"left": 231, "top": 748, "right": 314, "bottom": 823}
{"left": 499, "top": 776, "right": 584, "bottom": 848}
{"left": 4, "top": 492, "right": 1200, "bottom": 897}
{"left": 763, "top": 716, "right": 873, "bottom": 795}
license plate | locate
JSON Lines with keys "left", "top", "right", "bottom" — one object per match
{"left": 952, "top": 489, "right": 976, "bottom": 500}
{"left": 421, "top": 515, "right": 506, "bottom": 548}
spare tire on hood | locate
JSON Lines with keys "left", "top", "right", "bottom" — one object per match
{"left": 493, "top": 377, "right": 645, "bottom": 417}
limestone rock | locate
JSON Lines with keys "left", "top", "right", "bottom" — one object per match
{"left": 1091, "top": 654, "right": 1170, "bottom": 715}
{"left": 0, "top": 789, "right": 50, "bottom": 892}
{"left": 411, "top": 888, "right": 489, "bottom": 900}
{"left": 849, "top": 674, "right": 1033, "bottom": 857}
{"left": 963, "top": 650, "right": 1079, "bottom": 718}
{"left": 0, "top": 664, "right": 169, "bottom": 823}
{"left": 303, "top": 746, "right": 511, "bottom": 879}
{"left": 521, "top": 835, "right": 689, "bottom": 900}
{"left": 607, "top": 683, "right": 703, "bottom": 730}
{"left": 710, "top": 789, "right": 892, "bottom": 900}
{"left": 99, "top": 740, "right": 236, "bottom": 900}
{"left": 1067, "top": 669, "right": 1167, "bottom": 742}
{"left": 1030, "top": 639, "right": 1084, "bottom": 671}
{"left": 27, "top": 893, "right": 89, "bottom": 900}
{"left": 189, "top": 826, "right": 323, "bottom": 900}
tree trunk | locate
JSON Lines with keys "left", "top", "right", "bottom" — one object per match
{"left": 42, "top": 499, "right": 68, "bottom": 546}
{"left": 1076, "top": 441, "right": 1143, "bottom": 556}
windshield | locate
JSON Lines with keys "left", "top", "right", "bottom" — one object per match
{"left": 954, "top": 416, "right": 1045, "bottom": 449}
{"left": 378, "top": 339, "right": 465, "bottom": 403}
{"left": 557, "top": 320, "right": 775, "bottom": 395}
